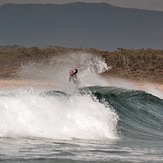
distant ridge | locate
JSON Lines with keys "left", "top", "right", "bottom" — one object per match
{"left": 0, "top": 3, "right": 163, "bottom": 50}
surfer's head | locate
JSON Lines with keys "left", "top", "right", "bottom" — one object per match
{"left": 69, "top": 70, "right": 73, "bottom": 75}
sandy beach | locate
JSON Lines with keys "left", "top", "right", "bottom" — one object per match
{"left": 136, "top": 81, "right": 163, "bottom": 92}
{"left": 0, "top": 79, "right": 57, "bottom": 90}
{"left": 0, "top": 79, "right": 162, "bottom": 92}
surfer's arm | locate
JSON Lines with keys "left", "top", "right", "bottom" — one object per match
{"left": 74, "top": 69, "right": 78, "bottom": 75}
{"left": 69, "top": 76, "right": 71, "bottom": 81}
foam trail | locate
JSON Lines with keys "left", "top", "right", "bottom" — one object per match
{"left": 0, "top": 89, "right": 118, "bottom": 140}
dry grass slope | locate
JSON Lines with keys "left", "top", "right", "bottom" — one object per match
{"left": 0, "top": 46, "right": 162, "bottom": 83}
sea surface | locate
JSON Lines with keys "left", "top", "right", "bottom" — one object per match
{"left": 0, "top": 54, "right": 163, "bottom": 162}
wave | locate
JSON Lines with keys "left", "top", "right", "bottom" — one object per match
{"left": 0, "top": 86, "right": 163, "bottom": 141}
{"left": 0, "top": 88, "right": 118, "bottom": 140}
{"left": 1, "top": 51, "right": 163, "bottom": 142}
{"left": 80, "top": 86, "right": 163, "bottom": 140}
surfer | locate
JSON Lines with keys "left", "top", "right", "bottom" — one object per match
{"left": 69, "top": 69, "right": 78, "bottom": 84}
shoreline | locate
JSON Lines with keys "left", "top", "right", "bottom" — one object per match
{"left": 0, "top": 79, "right": 57, "bottom": 90}
{"left": 0, "top": 78, "right": 162, "bottom": 92}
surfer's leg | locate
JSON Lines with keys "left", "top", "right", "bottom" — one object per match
{"left": 73, "top": 79, "right": 77, "bottom": 84}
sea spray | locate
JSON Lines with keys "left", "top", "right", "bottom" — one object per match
{"left": 18, "top": 52, "right": 110, "bottom": 89}
{"left": 0, "top": 88, "right": 119, "bottom": 140}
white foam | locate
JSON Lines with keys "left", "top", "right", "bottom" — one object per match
{"left": 0, "top": 89, "right": 119, "bottom": 140}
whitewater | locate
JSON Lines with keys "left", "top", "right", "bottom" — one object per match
{"left": 0, "top": 52, "right": 163, "bottom": 162}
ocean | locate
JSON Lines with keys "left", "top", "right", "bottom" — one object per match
{"left": 0, "top": 53, "right": 163, "bottom": 162}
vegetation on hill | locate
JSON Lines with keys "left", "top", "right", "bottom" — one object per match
{"left": 89, "top": 48, "right": 163, "bottom": 83}
{"left": 0, "top": 46, "right": 162, "bottom": 83}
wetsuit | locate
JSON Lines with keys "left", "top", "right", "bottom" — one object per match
{"left": 69, "top": 69, "right": 78, "bottom": 83}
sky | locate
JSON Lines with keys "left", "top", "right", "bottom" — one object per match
{"left": 0, "top": 0, "right": 163, "bottom": 11}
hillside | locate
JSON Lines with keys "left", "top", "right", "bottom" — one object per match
{"left": 0, "top": 3, "right": 163, "bottom": 50}
{"left": 0, "top": 46, "right": 162, "bottom": 83}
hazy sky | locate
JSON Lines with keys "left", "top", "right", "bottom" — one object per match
{"left": 0, "top": 0, "right": 163, "bottom": 11}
